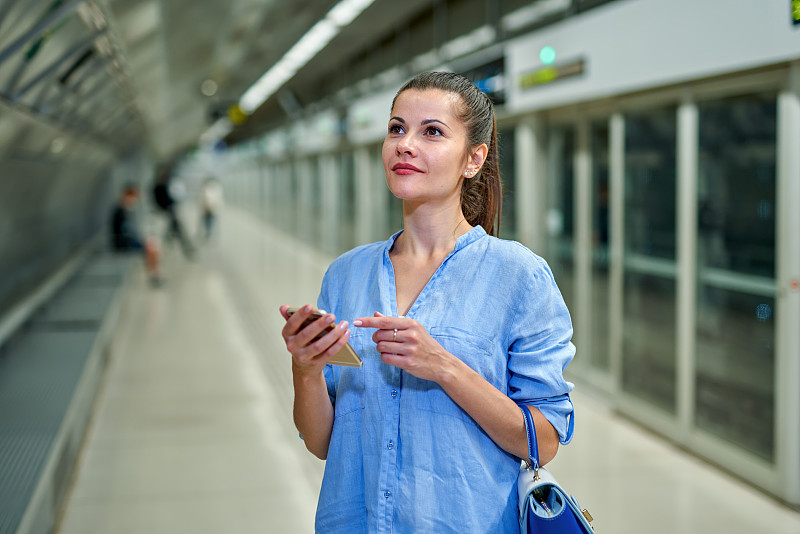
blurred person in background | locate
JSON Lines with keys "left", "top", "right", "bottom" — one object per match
{"left": 152, "top": 166, "right": 195, "bottom": 259}
{"left": 279, "top": 71, "right": 575, "bottom": 533}
{"left": 198, "top": 177, "right": 223, "bottom": 242}
{"left": 110, "top": 183, "right": 162, "bottom": 287}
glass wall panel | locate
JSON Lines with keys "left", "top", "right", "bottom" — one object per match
{"left": 257, "top": 155, "right": 270, "bottom": 224}
{"left": 695, "top": 288, "right": 775, "bottom": 460}
{"left": 276, "top": 165, "right": 285, "bottom": 227}
{"left": 309, "top": 157, "right": 322, "bottom": 247}
{"left": 289, "top": 161, "right": 301, "bottom": 238}
{"left": 624, "top": 108, "right": 677, "bottom": 260}
{"left": 590, "top": 120, "right": 611, "bottom": 371}
{"left": 263, "top": 163, "right": 274, "bottom": 225}
{"left": 622, "top": 107, "right": 677, "bottom": 412}
{"left": 249, "top": 165, "right": 260, "bottom": 217}
{"left": 372, "top": 145, "right": 390, "bottom": 242}
{"left": 696, "top": 93, "right": 777, "bottom": 461}
{"left": 340, "top": 153, "right": 357, "bottom": 253}
{"left": 546, "top": 127, "right": 575, "bottom": 310}
{"left": 622, "top": 273, "right": 677, "bottom": 412}
{"left": 276, "top": 162, "right": 292, "bottom": 233}
{"left": 498, "top": 126, "right": 517, "bottom": 241}
{"left": 296, "top": 160, "right": 313, "bottom": 245}
{"left": 697, "top": 94, "right": 777, "bottom": 277}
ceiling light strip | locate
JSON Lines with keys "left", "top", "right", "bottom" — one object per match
{"left": 238, "top": 0, "right": 375, "bottom": 114}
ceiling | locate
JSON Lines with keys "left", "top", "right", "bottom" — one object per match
{"left": 108, "top": 0, "right": 347, "bottom": 159}
{"left": 0, "top": 0, "right": 436, "bottom": 161}
{"left": 0, "top": 0, "right": 604, "bottom": 163}
{"left": 111, "top": 0, "right": 442, "bottom": 157}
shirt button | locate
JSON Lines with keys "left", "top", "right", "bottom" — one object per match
{"left": 391, "top": 390, "right": 398, "bottom": 398}
{"left": 387, "top": 440, "right": 394, "bottom": 450}
{"left": 384, "top": 491, "right": 391, "bottom": 498}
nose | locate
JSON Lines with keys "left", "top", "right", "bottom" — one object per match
{"left": 396, "top": 134, "right": 416, "bottom": 156}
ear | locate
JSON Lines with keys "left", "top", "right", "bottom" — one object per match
{"left": 463, "top": 143, "right": 488, "bottom": 177}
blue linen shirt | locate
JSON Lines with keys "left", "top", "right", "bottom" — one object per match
{"left": 315, "top": 225, "right": 575, "bottom": 533}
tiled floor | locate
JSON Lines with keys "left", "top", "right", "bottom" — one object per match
{"left": 57, "top": 207, "right": 800, "bottom": 533}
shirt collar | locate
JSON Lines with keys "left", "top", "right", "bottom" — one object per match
{"left": 385, "top": 224, "right": 486, "bottom": 254}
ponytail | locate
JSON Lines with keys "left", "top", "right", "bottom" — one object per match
{"left": 461, "top": 116, "right": 501, "bottom": 236}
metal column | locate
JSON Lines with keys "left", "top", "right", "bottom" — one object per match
{"left": 676, "top": 96, "right": 698, "bottom": 435}
{"left": 776, "top": 62, "right": 800, "bottom": 507}
{"left": 514, "top": 117, "right": 546, "bottom": 252}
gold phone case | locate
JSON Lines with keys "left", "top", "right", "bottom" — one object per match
{"left": 286, "top": 308, "right": 363, "bottom": 367}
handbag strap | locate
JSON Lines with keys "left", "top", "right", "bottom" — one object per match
{"left": 520, "top": 405, "right": 540, "bottom": 474}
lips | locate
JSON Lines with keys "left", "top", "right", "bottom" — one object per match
{"left": 392, "top": 162, "right": 422, "bottom": 175}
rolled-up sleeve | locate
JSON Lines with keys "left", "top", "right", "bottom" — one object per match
{"left": 506, "top": 255, "right": 575, "bottom": 444}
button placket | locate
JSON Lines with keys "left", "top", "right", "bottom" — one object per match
{"left": 377, "top": 372, "right": 401, "bottom": 529}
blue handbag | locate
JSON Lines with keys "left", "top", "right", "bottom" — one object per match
{"left": 518, "top": 406, "right": 595, "bottom": 533}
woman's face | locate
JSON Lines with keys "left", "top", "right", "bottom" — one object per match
{"left": 382, "top": 88, "right": 478, "bottom": 207}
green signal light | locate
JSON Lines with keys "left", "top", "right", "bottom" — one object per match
{"left": 540, "top": 46, "right": 556, "bottom": 65}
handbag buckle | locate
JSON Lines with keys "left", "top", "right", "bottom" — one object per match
{"left": 523, "top": 459, "right": 541, "bottom": 481}
{"left": 581, "top": 508, "right": 594, "bottom": 525}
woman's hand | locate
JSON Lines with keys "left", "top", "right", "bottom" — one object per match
{"left": 353, "top": 312, "right": 456, "bottom": 383}
{"left": 354, "top": 313, "right": 559, "bottom": 462}
{"left": 279, "top": 304, "right": 351, "bottom": 376}
{"left": 280, "top": 304, "right": 339, "bottom": 459}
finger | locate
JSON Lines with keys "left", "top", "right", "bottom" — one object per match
{"left": 293, "top": 313, "right": 337, "bottom": 348}
{"left": 293, "top": 319, "right": 345, "bottom": 361}
{"left": 279, "top": 305, "right": 292, "bottom": 320}
{"left": 284, "top": 304, "right": 314, "bottom": 333}
{"left": 282, "top": 306, "right": 310, "bottom": 341}
{"left": 315, "top": 325, "right": 352, "bottom": 362}
{"left": 303, "top": 321, "right": 350, "bottom": 360}
{"left": 376, "top": 339, "right": 406, "bottom": 355}
{"left": 284, "top": 306, "right": 335, "bottom": 350}
{"left": 372, "top": 326, "right": 400, "bottom": 344}
{"left": 354, "top": 316, "right": 406, "bottom": 329}
{"left": 380, "top": 351, "right": 407, "bottom": 369}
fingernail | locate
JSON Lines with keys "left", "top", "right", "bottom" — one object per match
{"left": 339, "top": 321, "right": 349, "bottom": 329}
{"left": 325, "top": 314, "right": 335, "bottom": 323}
{"left": 353, "top": 320, "right": 363, "bottom": 326}
{"left": 303, "top": 305, "right": 312, "bottom": 312}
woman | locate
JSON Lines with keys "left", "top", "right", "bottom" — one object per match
{"left": 280, "top": 71, "right": 575, "bottom": 532}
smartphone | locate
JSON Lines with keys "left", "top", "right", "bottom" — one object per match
{"left": 286, "top": 308, "right": 362, "bottom": 367}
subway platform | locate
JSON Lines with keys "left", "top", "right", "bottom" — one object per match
{"left": 55, "top": 207, "right": 800, "bottom": 534}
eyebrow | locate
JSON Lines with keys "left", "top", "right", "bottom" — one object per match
{"left": 389, "top": 116, "right": 451, "bottom": 130}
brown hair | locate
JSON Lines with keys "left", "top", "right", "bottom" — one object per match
{"left": 392, "top": 71, "right": 502, "bottom": 236}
